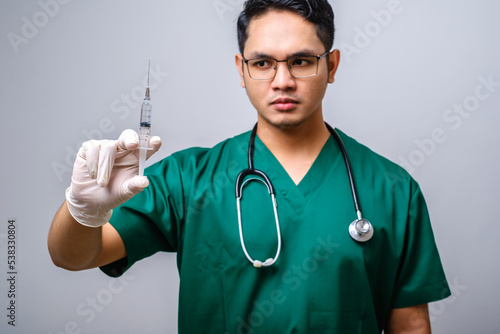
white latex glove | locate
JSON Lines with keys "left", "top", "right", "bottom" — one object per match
{"left": 65, "top": 129, "right": 162, "bottom": 227}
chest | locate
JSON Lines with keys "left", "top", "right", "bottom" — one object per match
{"left": 182, "top": 167, "right": 403, "bottom": 277}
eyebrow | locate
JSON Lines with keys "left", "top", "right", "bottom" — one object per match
{"left": 246, "top": 49, "right": 321, "bottom": 59}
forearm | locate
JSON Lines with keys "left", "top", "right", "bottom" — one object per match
{"left": 47, "top": 201, "right": 104, "bottom": 271}
{"left": 386, "top": 304, "right": 431, "bottom": 334}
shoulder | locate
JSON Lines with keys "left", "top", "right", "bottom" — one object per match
{"left": 336, "top": 129, "right": 403, "bottom": 172}
{"left": 336, "top": 129, "right": 419, "bottom": 196}
{"left": 174, "top": 131, "right": 250, "bottom": 164}
{"left": 147, "top": 131, "right": 251, "bottom": 176}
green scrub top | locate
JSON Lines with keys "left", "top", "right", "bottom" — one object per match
{"left": 101, "top": 129, "right": 450, "bottom": 333}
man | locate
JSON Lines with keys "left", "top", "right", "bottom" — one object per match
{"left": 48, "top": 0, "right": 450, "bottom": 332}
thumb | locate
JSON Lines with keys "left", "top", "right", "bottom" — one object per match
{"left": 121, "top": 175, "right": 150, "bottom": 199}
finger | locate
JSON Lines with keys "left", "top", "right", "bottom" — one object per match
{"left": 116, "top": 129, "right": 139, "bottom": 151}
{"left": 146, "top": 136, "right": 162, "bottom": 160}
{"left": 81, "top": 140, "right": 100, "bottom": 179}
{"left": 121, "top": 175, "right": 150, "bottom": 200}
{"left": 97, "top": 140, "right": 117, "bottom": 187}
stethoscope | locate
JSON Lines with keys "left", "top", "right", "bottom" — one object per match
{"left": 235, "top": 123, "right": 373, "bottom": 268}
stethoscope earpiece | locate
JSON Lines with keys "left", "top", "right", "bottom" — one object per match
{"left": 253, "top": 258, "right": 274, "bottom": 268}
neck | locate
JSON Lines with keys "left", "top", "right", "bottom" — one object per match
{"left": 256, "top": 117, "right": 330, "bottom": 155}
{"left": 255, "top": 115, "right": 331, "bottom": 185}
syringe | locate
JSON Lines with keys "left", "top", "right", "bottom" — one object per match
{"left": 138, "top": 61, "right": 152, "bottom": 177}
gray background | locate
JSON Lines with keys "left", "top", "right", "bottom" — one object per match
{"left": 1, "top": 0, "right": 499, "bottom": 333}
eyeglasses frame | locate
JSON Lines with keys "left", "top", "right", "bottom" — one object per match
{"left": 242, "top": 51, "right": 330, "bottom": 80}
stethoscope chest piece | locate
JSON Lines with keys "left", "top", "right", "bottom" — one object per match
{"left": 349, "top": 218, "right": 373, "bottom": 242}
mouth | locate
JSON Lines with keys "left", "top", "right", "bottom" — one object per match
{"left": 271, "top": 97, "right": 299, "bottom": 111}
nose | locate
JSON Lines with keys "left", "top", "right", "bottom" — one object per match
{"left": 271, "top": 61, "right": 296, "bottom": 91}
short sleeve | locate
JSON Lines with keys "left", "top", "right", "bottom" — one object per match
{"left": 100, "top": 155, "right": 185, "bottom": 277}
{"left": 391, "top": 181, "right": 451, "bottom": 308}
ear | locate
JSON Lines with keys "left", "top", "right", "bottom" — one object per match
{"left": 328, "top": 49, "right": 341, "bottom": 84}
{"left": 235, "top": 54, "right": 246, "bottom": 88}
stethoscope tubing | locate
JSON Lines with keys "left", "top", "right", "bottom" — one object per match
{"left": 235, "top": 123, "right": 373, "bottom": 268}
{"left": 236, "top": 177, "right": 281, "bottom": 267}
{"left": 324, "top": 123, "right": 363, "bottom": 220}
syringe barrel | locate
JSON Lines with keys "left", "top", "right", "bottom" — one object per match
{"left": 139, "top": 99, "right": 152, "bottom": 145}
{"left": 139, "top": 126, "right": 150, "bottom": 143}
{"left": 140, "top": 99, "right": 152, "bottom": 127}
{"left": 138, "top": 98, "right": 152, "bottom": 177}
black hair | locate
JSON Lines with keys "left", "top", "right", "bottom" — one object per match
{"left": 237, "top": 0, "right": 335, "bottom": 54}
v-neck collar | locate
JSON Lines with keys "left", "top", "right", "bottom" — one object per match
{"left": 252, "top": 134, "right": 342, "bottom": 203}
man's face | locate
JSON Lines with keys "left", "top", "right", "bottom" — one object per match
{"left": 236, "top": 10, "right": 340, "bottom": 130}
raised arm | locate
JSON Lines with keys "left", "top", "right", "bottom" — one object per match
{"left": 48, "top": 202, "right": 127, "bottom": 270}
{"left": 47, "top": 129, "right": 161, "bottom": 271}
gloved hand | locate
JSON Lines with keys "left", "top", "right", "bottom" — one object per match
{"left": 65, "top": 129, "right": 162, "bottom": 227}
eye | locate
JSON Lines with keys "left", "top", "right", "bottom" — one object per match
{"left": 249, "top": 59, "right": 273, "bottom": 70}
{"left": 290, "top": 57, "right": 313, "bottom": 67}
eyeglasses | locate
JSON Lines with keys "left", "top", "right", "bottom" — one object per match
{"left": 243, "top": 51, "right": 329, "bottom": 80}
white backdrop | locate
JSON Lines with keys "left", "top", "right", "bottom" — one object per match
{"left": 1, "top": 0, "right": 499, "bottom": 333}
